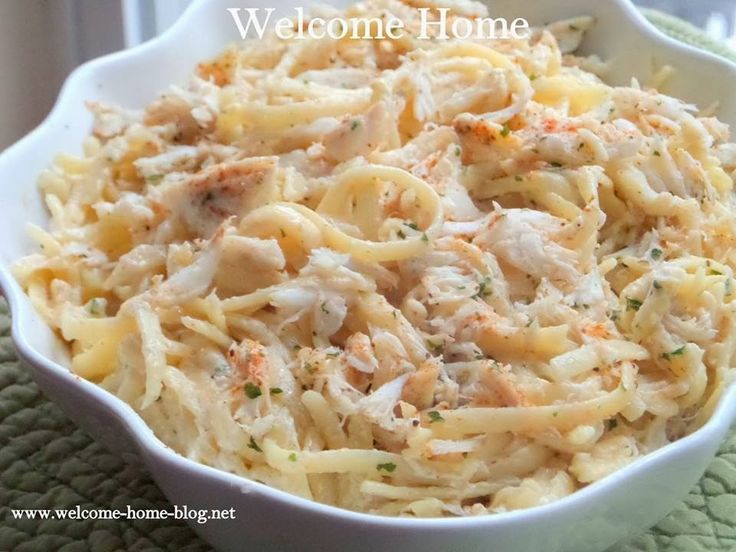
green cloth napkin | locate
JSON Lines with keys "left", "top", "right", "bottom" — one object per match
{"left": 3, "top": 10, "right": 736, "bottom": 552}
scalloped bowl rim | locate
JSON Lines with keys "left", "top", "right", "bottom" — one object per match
{"left": 1, "top": 0, "right": 736, "bottom": 532}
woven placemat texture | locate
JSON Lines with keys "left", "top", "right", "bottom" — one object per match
{"left": 0, "top": 300, "right": 211, "bottom": 552}
{"left": 3, "top": 10, "right": 736, "bottom": 552}
{"left": 642, "top": 8, "right": 736, "bottom": 64}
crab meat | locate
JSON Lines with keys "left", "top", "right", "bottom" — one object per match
{"left": 401, "top": 360, "right": 439, "bottom": 410}
{"left": 214, "top": 235, "right": 287, "bottom": 297}
{"left": 227, "top": 337, "right": 270, "bottom": 388}
{"left": 154, "top": 157, "right": 279, "bottom": 238}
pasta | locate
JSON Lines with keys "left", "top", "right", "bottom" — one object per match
{"left": 13, "top": 0, "right": 736, "bottom": 517}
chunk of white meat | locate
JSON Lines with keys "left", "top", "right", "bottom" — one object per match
{"left": 457, "top": 108, "right": 645, "bottom": 180}
{"left": 372, "top": 127, "right": 479, "bottom": 220}
{"left": 400, "top": 359, "right": 439, "bottom": 410}
{"left": 227, "top": 337, "right": 270, "bottom": 387}
{"left": 356, "top": 373, "right": 409, "bottom": 429}
{"left": 474, "top": 210, "right": 579, "bottom": 283}
{"left": 92, "top": 191, "right": 157, "bottom": 244}
{"left": 104, "top": 244, "right": 167, "bottom": 298}
{"left": 134, "top": 146, "right": 200, "bottom": 180}
{"left": 612, "top": 87, "right": 697, "bottom": 125}
{"left": 544, "top": 16, "right": 594, "bottom": 54}
{"left": 453, "top": 113, "right": 522, "bottom": 169}
{"left": 345, "top": 332, "right": 378, "bottom": 374}
{"left": 715, "top": 142, "right": 736, "bottom": 171}
{"left": 279, "top": 148, "right": 335, "bottom": 181}
{"left": 322, "top": 101, "right": 393, "bottom": 163}
{"left": 136, "top": 143, "right": 243, "bottom": 186}
{"left": 214, "top": 235, "right": 287, "bottom": 297}
{"left": 299, "top": 248, "right": 376, "bottom": 295}
{"left": 699, "top": 116, "right": 730, "bottom": 145}
{"left": 86, "top": 100, "right": 142, "bottom": 139}
{"left": 144, "top": 85, "right": 216, "bottom": 144}
{"left": 181, "top": 77, "right": 222, "bottom": 128}
{"left": 313, "top": 294, "right": 348, "bottom": 337}
{"left": 411, "top": 144, "right": 482, "bottom": 221}
{"left": 374, "top": 126, "right": 457, "bottom": 168}
{"left": 152, "top": 228, "right": 224, "bottom": 306}
{"left": 153, "top": 156, "right": 279, "bottom": 239}
{"left": 271, "top": 117, "right": 342, "bottom": 154}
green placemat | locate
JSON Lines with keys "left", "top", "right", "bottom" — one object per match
{"left": 642, "top": 8, "right": 736, "bottom": 65}
{"left": 3, "top": 10, "right": 736, "bottom": 552}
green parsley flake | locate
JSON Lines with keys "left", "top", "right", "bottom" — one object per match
{"left": 247, "top": 437, "right": 262, "bottom": 452}
{"left": 500, "top": 124, "right": 511, "bottom": 138}
{"left": 661, "top": 346, "right": 686, "bottom": 360}
{"left": 473, "top": 277, "right": 492, "bottom": 299}
{"left": 288, "top": 452, "right": 298, "bottom": 462}
{"left": 376, "top": 462, "right": 397, "bottom": 473}
{"left": 350, "top": 120, "right": 360, "bottom": 131}
{"left": 626, "top": 297, "right": 643, "bottom": 311}
{"left": 427, "top": 411, "right": 444, "bottom": 423}
{"left": 270, "top": 387, "right": 283, "bottom": 395}
{"left": 650, "top": 248, "right": 662, "bottom": 260}
{"left": 244, "top": 382, "right": 262, "bottom": 399}
{"left": 404, "top": 221, "right": 419, "bottom": 230}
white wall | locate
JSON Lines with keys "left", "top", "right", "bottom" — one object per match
{"left": 0, "top": 0, "right": 125, "bottom": 150}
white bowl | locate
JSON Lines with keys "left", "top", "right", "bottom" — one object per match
{"left": 2, "top": 1, "right": 736, "bottom": 551}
